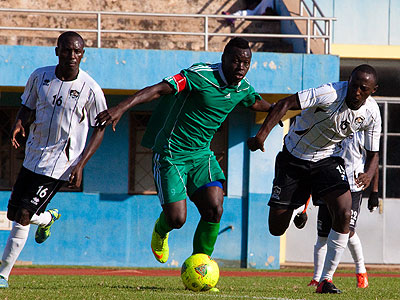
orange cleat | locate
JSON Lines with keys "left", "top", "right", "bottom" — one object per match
{"left": 356, "top": 272, "right": 369, "bottom": 288}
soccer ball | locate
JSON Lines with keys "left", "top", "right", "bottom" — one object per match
{"left": 180, "top": 253, "right": 219, "bottom": 291}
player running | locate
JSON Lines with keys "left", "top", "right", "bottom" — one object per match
{"left": 95, "top": 37, "right": 274, "bottom": 266}
{"left": 307, "top": 131, "right": 379, "bottom": 289}
{"left": 0, "top": 31, "right": 107, "bottom": 288}
{"left": 247, "top": 64, "right": 381, "bottom": 294}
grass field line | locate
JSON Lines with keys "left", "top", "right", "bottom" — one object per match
{"left": 167, "top": 292, "right": 305, "bottom": 300}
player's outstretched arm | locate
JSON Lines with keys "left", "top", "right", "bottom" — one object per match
{"left": 95, "top": 81, "right": 174, "bottom": 131}
{"left": 247, "top": 94, "right": 300, "bottom": 152}
{"left": 355, "top": 150, "right": 379, "bottom": 190}
{"left": 10, "top": 105, "right": 35, "bottom": 149}
{"left": 68, "top": 126, "right": 105, "bottom": 188}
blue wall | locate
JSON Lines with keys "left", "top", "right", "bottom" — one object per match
{"left": 0, "top": 45, "right": 339, "bottom": 268}
{"left": 299, "top": 0, "right": 400, "bottom": 46}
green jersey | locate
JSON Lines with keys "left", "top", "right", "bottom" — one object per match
{"left": 141, "top": 62, "right": 261, "bottom": 157}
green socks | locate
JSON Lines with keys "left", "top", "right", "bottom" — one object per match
{"left": 155, "top": 211, "right": 172, "bottom": 238}
{"left": 193, "top": 219, "right": 220, "bottom": 256}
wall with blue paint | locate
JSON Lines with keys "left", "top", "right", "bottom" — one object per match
{"left": 0, "top": 45, "right": 338, "bottom": 268}
{"left": 285, "top": 0, "right": 400, "bottom": 46}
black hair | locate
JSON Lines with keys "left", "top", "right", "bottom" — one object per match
{"left": 351, "top": 64, "right": 378, "bottom": 85}
{"left": 223, "top": 37, "right": 250, "bottom": 54}
{"left": 57, "top": 31, "right": 85, "bottom": 47}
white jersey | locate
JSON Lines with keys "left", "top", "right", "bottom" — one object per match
{"left": 21, "top": 66, "right": 107, "bottom": 180}
{"left": 340, "top": 132, "right": 366, "bottom": 192}
{"left": 284, "top": 81, "right": 381, "bottom": 162}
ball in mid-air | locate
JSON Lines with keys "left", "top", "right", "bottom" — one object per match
{"left": 181, "top": 253, "right": 219, "bottom": 291}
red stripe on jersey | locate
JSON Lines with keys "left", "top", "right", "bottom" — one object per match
{"left": 172, "top": 73, "right": 187, "bottom": 92}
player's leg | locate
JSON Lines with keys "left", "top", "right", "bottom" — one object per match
{"left": 268, "top": 148, "right": 311, "bottom": 236}
{"left": 0, "top": 168, "right": 63, "bottom": 287}
{"left": 294, "top": 196, "right": 310, "bottom": 229}
{"left": 191, "top": 182, "right": 224, "bottom": 255}
{"left": 309, "top": 204, "right": 331, "bottom": 286}
{"left": 347, "top": 191, "right": 368, "bottom": 288}
{"left": 151, "top": 153, "right": 188, "bottom": 263}
{"left": 187, "top": 154, "right": 225, "bottom": 256}
{"left": 313, "top": 157, "right": 351, "bottom": 294}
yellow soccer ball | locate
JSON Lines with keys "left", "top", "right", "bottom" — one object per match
{"left": 181, "top": 253, "right": 220, "bottom": 291}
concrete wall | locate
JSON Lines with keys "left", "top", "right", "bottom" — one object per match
{"left": 0, "top": 45, "right": 339, "bottom": 268}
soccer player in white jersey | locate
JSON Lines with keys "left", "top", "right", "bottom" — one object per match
{"left": 308, "top": 131, "right": 379, "bottom": 288}
{"left": 247, "top": 64, "right": 381, "bottom": 294}
{"left": 0, "top": 31, "right": 107, "bottom": 288}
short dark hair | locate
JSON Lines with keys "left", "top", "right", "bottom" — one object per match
{"left": 223, "top": 37, "right": 250, "bottom": 54}
{"left": 57, "top": 31, "right": 85, "bottom": 47}
{"left": 351, "top": 64, "right": 378, "bottom": 84}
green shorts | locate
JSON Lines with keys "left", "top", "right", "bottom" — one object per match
{"left": 152, "top": 152, "right": 226, "bottom": 204}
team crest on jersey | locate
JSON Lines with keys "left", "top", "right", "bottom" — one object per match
{"left": 355, "top": 116, "right": 365, "bottom": 125}
{"left": 43, "top": 79, "right": 50, "bottom": 86}
{"left": 340, "top": 120, "right": 350, "bottom": 130}
{"left": 70, "top": 90, "right": 80, "bottom": 100}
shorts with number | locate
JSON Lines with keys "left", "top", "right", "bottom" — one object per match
{"left": 152, "top": 152, "right": 226, "bottom": 205}
{"left": 8, "top": 167, "right": 65, "bottom": 215}
{"left": 268, "top": 146, "right": 350, "bottom": 209}
{"left": 317, "top": 191, "right": 363, "bottom": 237}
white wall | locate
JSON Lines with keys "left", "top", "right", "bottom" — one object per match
{"left": 285, "top": 199, "right": 400, "bottom": 264}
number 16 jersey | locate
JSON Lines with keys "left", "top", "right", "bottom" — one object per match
{"left": 21, "top": 65, "right": 107, "bottom": 180}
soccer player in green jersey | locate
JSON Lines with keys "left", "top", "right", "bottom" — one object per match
{"left": 96, "top": 37, "right": 274, "bottom": 263}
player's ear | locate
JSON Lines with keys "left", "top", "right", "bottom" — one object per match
{"left": 55, "top": 47, "right": 59, "bottom": 57}
{"left": 372, "top": 84, "right": 378, "bottom": 94}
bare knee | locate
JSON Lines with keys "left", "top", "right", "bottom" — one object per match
{"left": 167, "top": 214, "right": 186, "bottom": 229}
{"left": 268, "top": 223, "right": 288, "bottom": 236}
{"left": 268, "top": 208, "right": 293, "bottom": 236}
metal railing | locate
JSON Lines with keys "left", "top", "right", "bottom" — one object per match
{"left": 299, "top": 0, "right": 332, "bottom": 54}
{"left": 0, "top": 8, "right": 336, "bottom": 54}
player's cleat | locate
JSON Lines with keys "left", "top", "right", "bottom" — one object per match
{"left": 0, "top": 275, "right": 8, "bottom": 288}
{"left": 307, "top": 279, "right": 319, "bottom": 286}
{"left": 35, "top": 209, "right": 60, "bottom": 244}
{"left": 151, "top": 221, "right": 169, "bottom": 263}
{"left": 356, "top": 272, "right": 369, "bottom": 288}
{"left": 293, "top": 211, "right": 308, "bottom": 229}
{"left": 316, "top": 279, "right": 342, "bottom": 294}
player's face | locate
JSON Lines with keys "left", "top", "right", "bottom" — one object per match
{"left": 56, "top": 37, "right": 85, "bottom": 72}
{"left": 345, "top": 71, "right": 377, "bottom": 110}
{"left": 222, "top": 47, "right": 251, "bottom": 85}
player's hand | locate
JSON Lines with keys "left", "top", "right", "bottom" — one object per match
{"left": 68, "top": 165, "right": 83, "bottom": 188}
{"left": 247, "top": 136, "right": 265, "bottom": 152}
{"left": 10, "top": 120, "right": 25, "bottom": 149}
{"left": 368, "top": 191, "right": 379, "bottom": 212}
{"left": 95, "top": 107, "right": 123, "bottom": 132}
{"left": 354, "top": 172, "right": 371, "bottom": 190}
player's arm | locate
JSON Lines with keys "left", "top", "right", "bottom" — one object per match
{"left": 367, "top": 164, "right": 379, "bottom": 212}
{"left": 247, "top": 93, "right": 300, "bottom": 152}
{"left": 249, "top": 98, "right": 273, "bottom": 112}
{"left": 10, "top": 105, "right": 35, "bottom": 149}
{"left": 68, "top": 126, "right": 105, "bottom": 188}
{"left": 355, "top": 150, "right": 379, "bottom": 190}
{"left": 95, "top": 81, "right": 174, "bottom": 131}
